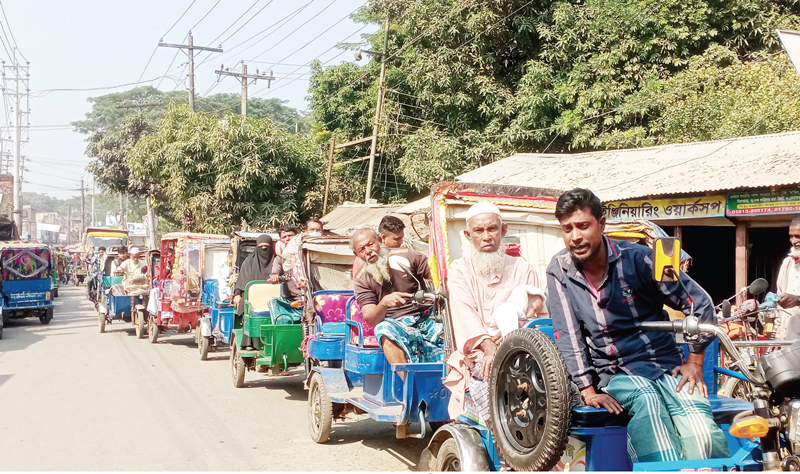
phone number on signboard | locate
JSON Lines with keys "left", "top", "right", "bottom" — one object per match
{"left": 728, "top": 205, "right": 800, "bottom": 216}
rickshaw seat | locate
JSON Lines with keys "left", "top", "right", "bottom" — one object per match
{"left": 345, "top": 296, "right": 379, "bottom": 348}
{"left": 245, "top": 281, "right": 282, "bottom": 313}
{"left": 313, "top": 290, "right": 352, "bottom": 334}
{"left": 102, "top": 276, "right": 123, "bottom": 288}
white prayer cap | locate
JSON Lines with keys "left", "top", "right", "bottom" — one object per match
{"left": 465, "top": 202, "right": 502, "bottom": 225}
{"left": 129, "top": 246, "right": 141, "bottom": 255}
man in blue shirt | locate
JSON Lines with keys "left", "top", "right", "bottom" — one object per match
{"left": 546, "top": 188, "right": 729, "bottom": 463}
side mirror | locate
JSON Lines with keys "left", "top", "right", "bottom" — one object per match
{"left": 652, "top": 237, "right": 681, "bottom": 282}
{"left": 388, "top": 254, "right": 413, "bottom": 275}
{"left": 748, "top": 278, "right": 769, "bottom": 295}
{"left": 721, "top": 299, "right": 731, "bottom": 320}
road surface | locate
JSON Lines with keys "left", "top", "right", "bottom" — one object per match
{"left": 0, "top": 286, "right": 428, "bottom": 470}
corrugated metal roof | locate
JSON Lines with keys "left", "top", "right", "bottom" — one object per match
{"left": 321, "top": 203, "right": 405, "bottom": 235}
{"left": 456, "top": 131, "right": 800, "bottom": 201}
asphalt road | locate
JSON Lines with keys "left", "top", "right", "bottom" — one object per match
{"left": 0, "top": 285, "right": 428, "bottom": 471}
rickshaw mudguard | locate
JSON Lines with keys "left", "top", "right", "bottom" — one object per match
{"left": 423, "top": 419, "right": 495, "bottom": 471}
{"left": 312, "top": 366, "right": 353, "bottom": 400}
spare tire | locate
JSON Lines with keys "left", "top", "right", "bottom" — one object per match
{"left": 488, "top": 328, "right": 571, "bottom": 471}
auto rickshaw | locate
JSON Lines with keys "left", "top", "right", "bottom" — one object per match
{"left": 203, "top": 232, "right": 271, "bottom": 358}
{"left": 147, "top": 233, "right": 230, "bottom": 347}
{"left": 96, "top": 250, "right": 149, "bottom": 337}
{"left": 0, "top": 242, "right": 56, "bottom": 335}
{"left": 230, "top": 234, "right": 347, "bottom": 387}
{"left": 415, "top": 182, "right": 757, "bottom": 471}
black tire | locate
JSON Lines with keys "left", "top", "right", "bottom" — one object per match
{"left": 40, "top": 308, "right": 53, "bottom": 325}
{"left": 148, "top": 316, "right": 158, "bottom": 343}
{"left": 308, "top": 372, "right": 332, "bottom": 444}
{"left": 198, "top": 326, "right": 210, "bottom": 361}
{"left": 721, "top": 376, "right": 752, "bottom": 400}
{"left": 488, "top": 329, "right": 571, "bottom": 472}
{"left": 230, "top": 342, "right": 245, "bottom": 388}
{"left": 0, "top": 326, "right": 3, "bottom": 339}
{"left": 2, "top": 311, "right": 8, "bottom": 324}
{"left": 434, "top": 438, "right": 462, "bottom": 471}
{"left": 99, "top": 312, "right": 106, "bottom": 333}
{"left": 135, "top": 310, "right": 146, "bottom": 339}
{"left": 53, "top": 288, "right": 58, "bottom": 298}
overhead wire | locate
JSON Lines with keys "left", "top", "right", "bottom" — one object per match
{"left": 138, "top": 0, "right": 197, "bottom": 83}
{"left": 189, "top": 0, "right": 222, "bottom": 32}
{"left": 209, "top": 0, "right": 261, "bottom": 45}
{"left": 248, "top": 0, "right": 341, "bottom": 63}
{"left": 0, "top": 1, "right": 25, "bottom": 61}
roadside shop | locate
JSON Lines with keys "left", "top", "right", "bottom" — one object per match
{"left": 455, "top": 131, "right": 800, "bottom": 303}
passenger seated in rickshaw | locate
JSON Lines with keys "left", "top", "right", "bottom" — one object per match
{"left": 444, "top": 202, "right": 547, "bottom": 422}
{"left": 352, "top": 215, "right": 407, "bottom": 277}
{"left": 110, "top": 246, "right": 129, "bottom": 276}
{"left": 351, "top": 227, "right": 444, "bottom": 377}
{"left": 546, "top": 188, "right": 728, "bottom": 463}
{"left": 234, "top": 235, "right": 276, "bottom": 348}
{"left": 86, "top": 246, "right": 107, "bottom": 296}
{"left": 114, "top": 247, "right": 149, "bottom": 301}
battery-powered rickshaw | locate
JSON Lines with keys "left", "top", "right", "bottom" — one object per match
{"left": 96, "top": 250, "right": 150, "bottom": 337}
{"left": 147, "top": 232, "right": 230, "bottom": 347}
{"left": 416, "top": 183, "right": 764, "bottom": 471}
{"left": 0, "top": 242, "right": 56, "bottom": 336}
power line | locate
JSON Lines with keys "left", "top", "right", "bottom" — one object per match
{"left": 29, "top": 74, "right": 181, "bottom": 94}
{"left": 189, "top": 0, "right": 222, "bottom": 32}
{"left": 138, "top": 1, "right": 197, "bottom": 83}
{"left": 209, "top": 0, "right": 261, "bottom": 45}
{"left": 0, "top": 1, "right": 26, "bottom": 61}
{"left": 248, "top": 0, "right": 341, "bottom": 63}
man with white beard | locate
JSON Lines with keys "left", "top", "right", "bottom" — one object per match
{"left": 351, "top": 228, "right": 444, "bottom": 374}
{"left": 443, "top": 202, "right": 546, "bottom": 420}
{"left": 777, "top": 215, "right": 800, "bottom": 340}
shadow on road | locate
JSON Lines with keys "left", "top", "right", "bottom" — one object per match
{"left": 322, "top": 420, "right": 429, "bottom": 469}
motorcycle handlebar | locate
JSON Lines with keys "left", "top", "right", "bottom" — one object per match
{"left": 640, "top": 320, "right": 685, "bottom": 332}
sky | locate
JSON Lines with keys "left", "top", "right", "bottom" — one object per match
{"left": 1, "top": 0, "right": 375, "bottom": 198}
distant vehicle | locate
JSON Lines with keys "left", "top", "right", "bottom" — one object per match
{"left": 83, "top": 228, "right": 129, "bottom": 253}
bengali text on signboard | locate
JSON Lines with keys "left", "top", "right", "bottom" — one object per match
{"left": 603, "top": 195, "right": 726, "bottom": 220}
{"left": 727, "top": 188, "right": 800, "bottom": 216}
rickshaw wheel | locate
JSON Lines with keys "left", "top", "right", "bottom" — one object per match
{"left": 197, "top": 326, "right": 210, "bottom": 360}
{"left": 230, "top": 342, "right": 245, "bottom": 388}
{"left": 99, "top": 313, "right": 106, "bottom": 333}
{"left": 39, "top": 309, "right": 52, "bottom": 325}
{"left": 308, "top": 372, "right": 332, "bottom": 444}
{"left": 434, "top": 438, "right": 462, "bottom": 471}
{"left": 148, "top": 318, "right": 158, "bottom": 343}
{"left": 488, "top": 329, "right": 571, "bottom": 472}
{"left": 721, "top": 376, "right": 752, "bottom": 400}
{"left": 135, "top": 311, "right": 146, "bottom": 339}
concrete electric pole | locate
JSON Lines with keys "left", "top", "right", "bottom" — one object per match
{"left": 1, "top": 60, "right": 29, "bottom": 228}
{"left": 365, "top": 19, "right": 390, "bottom": 203}
{"left": 214, "top": 63, "right": 274, "bottom": 116}
{"left": 80, "top": 177, "right": 85, "bottom": 237}
{"left": 158, "top": 32, "right": 222, "bottom": 111}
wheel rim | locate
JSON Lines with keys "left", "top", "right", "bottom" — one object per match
{"left": 310, "top": 383, "right": 321, "bottom": 435}
{"left": 440, "top": 452, "right": 461, "bottom": 471}
{"left": 231, "top": 347, "right": 239, "bottom": 378}
{"left": 495, "top": 349, "right": 548, "bottom": 453}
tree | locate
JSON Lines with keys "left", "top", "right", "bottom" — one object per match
{"left": 129, "top": 104, "right": 320, "bottom": 234}
{"left": 309, "top": 0, "right": 800, "bottom": 195}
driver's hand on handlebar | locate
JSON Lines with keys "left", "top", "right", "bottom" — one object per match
{"left": 778, "top": 293, "right": 800, "bottom": 309}
{"left": 268, "top": 274, "right": 280, "bottom": 284}
{"left": 380, "top": 292, "right": 412, "bottom": 308}
{"left": 233, "top": 294, "right": 242, "bottom": 307}
{"left": 672, "top": 362, "right": 707, "bottom": 397}
{"left": 580, "top": 386, "right": 623, "bottom": 414}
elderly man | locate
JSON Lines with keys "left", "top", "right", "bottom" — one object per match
{"left": 546, "top": 188, "right": 728, "bottom": 463}
{"left": 351, "top": 227, "right": 443, "bottom": 373}
{"left": 444, "top": 202, "right": 546, "bottom": 419}
{"left": 777, "top": 215, "right": 800, "bottom": 340}
{"left": 116, "top": 247, "right": 146, "bottom": 284}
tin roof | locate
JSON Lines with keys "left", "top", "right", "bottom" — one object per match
{"left": 456, "top": 131, "right": 800, "bottom": 201}
{"left": 321, "top": 202, "right": 406, "bottom": 235}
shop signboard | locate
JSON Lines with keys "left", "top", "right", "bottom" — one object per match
{"left": 603, "top": 195, "right": 726, "bottom": 220}
{"left": 727, "top": 188, "right": 800, "bottom": 216}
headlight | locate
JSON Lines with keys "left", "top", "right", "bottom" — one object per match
{"left": 788, "top": 399, "right": 800, "bottom": 454}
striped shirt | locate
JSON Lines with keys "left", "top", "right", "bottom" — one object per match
{"left": 545, "top": 237, "right": 715, "bottom": 390}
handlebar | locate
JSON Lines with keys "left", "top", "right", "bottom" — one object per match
{"left": 641, "top": 316, "right": 766, "bottom": 386}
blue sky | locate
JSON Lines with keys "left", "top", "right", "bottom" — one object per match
{"left": 3, "top": 0, "right": 374, "bottom": 198}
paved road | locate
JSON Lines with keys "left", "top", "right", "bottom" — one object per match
{"left": 0, "top": 286, "right": 428, "bottom": 470}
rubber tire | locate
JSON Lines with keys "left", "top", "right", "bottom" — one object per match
{"left": 40, "top": 308, "right": 53, "bottom": 325}
{"left": 135, "top": 310, "right": 146, "bottom": 339}
{"left": 148, "top": 317, "right": 159, "bottom": 343}
{"left": 308, "top": 372, "right": 332, "bottom": 444}
{"left": 721, "top": 376, "right": 752, "bottom": 400}
{"left": 198, "top": 326, "right": 210, "bottom": 361}
{"left": 488, "top": 328, "right": 571, "bottom": 472}
{"left": 230, "top": 342, "right": 246, "bottom": 388}
{"left": 0, "top": 326, "right": 3, "bottom": 339}
{"left": 99, "top": 313, "right": 106, "bottom": 333}
{"left": 53, "top": 288, "right": 58, "bottom": 298}
{"left": 434, "top": 438, "right": 462, "bottom": 471}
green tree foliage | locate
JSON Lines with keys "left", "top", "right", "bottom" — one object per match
{"left": 310, "top": 0, "right": 800, "bottom": 195}
{"left": 129, "top": 104, "right": 319, "bottom": 234}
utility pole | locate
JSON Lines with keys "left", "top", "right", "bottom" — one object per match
{"left": 2, "top": 60, "right": 29, "bottom": 228}
{"left": 158, "top": 32, "right": 222, "bottom": 111}
{"left": 323, "top": 138, "right": 336, "bottom": 214}
{"left": 67, "top": 205, "right": 71, "bottom": 244}
{"left": 365, "top": 19, "right": 390, "bottom": 203}
{"left": 215, "top": 62, "right": 274, "bottom": 116}
{"left": 80, "top": 177, "right": 85, "bottom": 237}
{"left": 91, "top": 181, "right": 95, "bottom": 227}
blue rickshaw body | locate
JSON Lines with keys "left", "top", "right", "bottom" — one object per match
{"left": 307, "top": 294, "right": 451, "bottom": 430}
{"left": 202, "top": 279, "right": 235, "bottom": 345}
{"left": 423, "top": 320, "right": 762, "bottom": 472}
{"left": 2, "top": 279, "right": 54, "bottom": 312}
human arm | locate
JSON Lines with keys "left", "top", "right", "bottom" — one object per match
{"left": 546, "top": 267, "right": 596, "bottom": 390}
{"left": 446, "top": 260, "right": 492, "bottom": 358}
{"left": 580, "top": 386, "right": 623, "bottom": 414}
{"left": 269, "top": 256, "right": 284, "bottom": 284}
{"left": 671, "top": 350, "right": 708, "bottom": 396}
{"left": 777, "top": 259, "right": 800, "bottom": 308}
{"left": 360, "top": 293, "right": 413, "bottom": 327}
